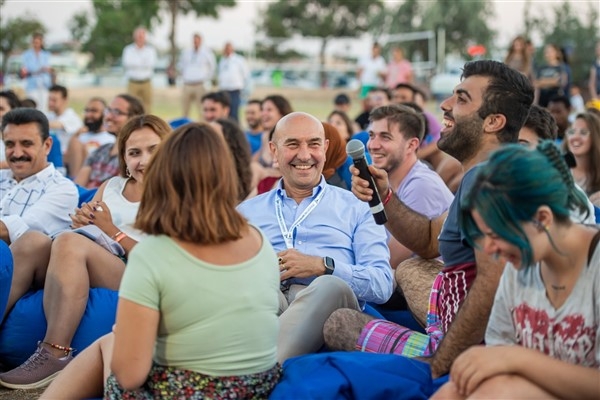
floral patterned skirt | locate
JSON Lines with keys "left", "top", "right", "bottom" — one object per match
{"left": 104, "top": 363, "right": 282, "bottom": 400}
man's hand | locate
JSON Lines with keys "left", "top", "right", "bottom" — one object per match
{"left": 278, "top": 248, "right": 323, "bottom": 281}
{"left": 350, "top": 164, "right": 390, "bottom": 203}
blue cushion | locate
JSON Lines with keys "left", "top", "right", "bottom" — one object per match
{"left": 47, "top": 134, "right": 63, "bottom": 168}
{"left": 77, "top": 185, "right": 98, "bottom": 207}
{"left": 0, "top": 241, "right": 13, "bottom": 323}
{"left": 594, "top": 206, "right": 600, "bottom": 224}
{"left": 169, "top": 117, "right": 192, "bottom": 129}
{"left": 363, "top": 303, "right": 385, "bottom": 319}
{"left": 0, "top": 288, "right": 118, "bottom": 368}
{"left": 270, "top": 352, "right": 449, "bottom": 399}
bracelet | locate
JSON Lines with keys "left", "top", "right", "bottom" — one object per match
{"left": 112, "top": 231, "right": 127, "bottom": 243}
{"left": 111, "top": 231, "right": 123, "bottom": 240}
{"left": 41, "top": 341, "right": 75, "bottom": 356}
{"left": 114, "top": 232, "right": 127, "bottom": 243}
{"left": 382, "top": 187, "right": 393, "bottom": 206}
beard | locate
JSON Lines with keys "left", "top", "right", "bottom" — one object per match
{"left": 438, "top": 114, "right": 483, "bottom": 163}
{"left": 85, "top": 118, "right": 104, "bottom": 132}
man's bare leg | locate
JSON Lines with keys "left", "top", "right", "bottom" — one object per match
{"left": 395, "top": 258, "right": 443, "bottom": 327}
{"left": 323, "top": 308, "right": 376, "bottom": 351}
{"left": 3, "top": 231, "right": 52, "bottom": 320}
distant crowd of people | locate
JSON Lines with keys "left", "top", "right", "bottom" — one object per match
{"left": 0, "top": 29, "right": 598, "bottom": 399}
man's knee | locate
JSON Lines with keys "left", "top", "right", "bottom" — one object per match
{"left": 323, "top": 308, "right": 374, "bottom": 351}
{"left": 395, "top": 258, "right": 441, "bottom": 289}
{"left": 301, "top": 275, "right": 358, "bottom": 307}
{"left": 11, "top": 230, "right": 51, "bottom": 258}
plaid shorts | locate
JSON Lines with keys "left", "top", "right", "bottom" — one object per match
{"left": 356, "top": 262, "right": 476, "bottom": 357}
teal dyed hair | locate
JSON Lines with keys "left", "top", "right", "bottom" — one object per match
{"left": 460, "top": 141, "right": 590, "bottom": 268}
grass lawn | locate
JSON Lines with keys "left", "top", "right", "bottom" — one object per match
{"left": 65, "top": 85, "right": 442, "bottom": 124}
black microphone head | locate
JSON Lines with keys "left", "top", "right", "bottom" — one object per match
{"left": 346, "top": 139, "right": 366, "bottom": 160}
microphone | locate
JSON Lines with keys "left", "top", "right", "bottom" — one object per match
{"left": 346, "top": 139, "right": 388, "bottom": 225}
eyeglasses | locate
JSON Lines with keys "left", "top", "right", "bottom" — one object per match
{"left": 104, "top": 108, "right": 129, "bottom": 117}
{"left": 566, "top": 128, "right": 590, "bottom": 137}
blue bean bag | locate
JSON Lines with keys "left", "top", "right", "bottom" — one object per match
{"left": 270, "top": 352, "right": 449, "bottom": 399}
{"left": 0, "top": 242, "right": 13, "bottom": 323}
{"left": 0, "top": 288, "right": 118, "bottom": 369}
{"left": 77, "top": 185, "right": 98, "bottom": 207}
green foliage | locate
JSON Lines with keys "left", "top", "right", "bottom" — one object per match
{"left": 524, "top": 0, "right": 599, "bottom": 87}
{"left": 421, "top": 0, "right": 496, "bottom": 58}
{"left": 75, "top": 0, "right": 159, "bottom": 67}
{"left": 0, "top": 14, "right": 46, "bottom": 74}
{"left": 259, "top": 0, "right": 383, "bottom": 42}
{"left": 73, "top": 0, "right": 235, "bottom": 69}
{"left": 68, "top": 10, "right": 91, "bottom": 44}
{"left": 376, "top": 0, "right": 427, "bottom": 62}
{"left": 157, "top": 0, "right": 235, "bottom": 69}
{"left": 258, "top": 0, "right": 383, "bottom": 85}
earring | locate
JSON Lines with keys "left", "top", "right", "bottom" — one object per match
{"left": 532, "top": 220, "right": 548, "bottom": 232}
{"left": 126, "top": 168, "right": 132, "bottom": 178}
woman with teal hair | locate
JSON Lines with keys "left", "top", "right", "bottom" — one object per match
{"left": 432, "top": 141, "right": 599, "bottom": 399}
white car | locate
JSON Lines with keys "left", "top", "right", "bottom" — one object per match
{"left": 429, "top": 66, "right": 462, "bottom": 101}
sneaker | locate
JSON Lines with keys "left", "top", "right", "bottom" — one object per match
{"left": 0, "top": 344, "right": 72, "bottom": 389}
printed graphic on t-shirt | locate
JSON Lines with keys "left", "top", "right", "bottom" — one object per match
{"left": 512, "top": 303, "right": 598, "bottom": 367}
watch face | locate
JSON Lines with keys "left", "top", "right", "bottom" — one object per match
{"left": 324, "top": 257, "right": 335, "bottom": 274}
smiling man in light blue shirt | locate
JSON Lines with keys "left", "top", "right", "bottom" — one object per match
{"left": 238, "top": 111, "right": 393, "bottom": 363}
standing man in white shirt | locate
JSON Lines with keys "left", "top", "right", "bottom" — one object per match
{"left": 357, "top": 43, "right": 387, "bottom": 100}
{"left": 122, "top": 27, "right": 157, "bottom": 112}
{"left": 0, "top": 108, "right": 78, "bottom": 244}
{"left": 179, "top": 33, "right": 216, "bottom": 120}
{"left": 218, "top": 42, "right": 250, "bottom": 123}
{"left": 46, "top": 85, "right": 83, "bottom": 157}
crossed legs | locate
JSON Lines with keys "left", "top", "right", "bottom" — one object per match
{"left": 324, "top": 258, "right": 441, "bottom": 352}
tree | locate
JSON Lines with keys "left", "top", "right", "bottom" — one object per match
{"left": 371, "top": 0, "right": 427, "bottom": 64}
{"left": 257, "top": 0, "right": 384, "bottom": 87}
{"left": 0, "top": 14, "right": 46, "bottom": 75}
{"left": 524, "top": 0, "right": 599, "bottom": 88}
{"left": 70, "top": 0, "right": 159, "bottom": 68}
{"left": 70, "top": 0, "right": 235, "bottom": 69}
{"left": 157, "top": 0, "right": 235, "bottom": 76}
{"left": 68, "top": 10, "right": 92, "bottom": 45}
{"left": 421, "top": 0, "right": 496, "bottom": 59}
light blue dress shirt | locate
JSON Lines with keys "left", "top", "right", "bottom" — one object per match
{"left": 237, "top": 177, "right": 393, "bottom": 305}
{"left": 21, "top": 48, "right": 51, "bottom": 92}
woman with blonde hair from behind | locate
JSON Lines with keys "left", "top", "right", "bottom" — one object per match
{"left": 107, "top": 123, "right": 281, "bottom": 398}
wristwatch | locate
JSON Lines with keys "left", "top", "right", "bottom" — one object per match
{"left": 323, "top": 256, "right": 335, "bottom": 275}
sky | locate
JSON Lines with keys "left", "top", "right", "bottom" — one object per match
{"left": 2, "top": 0, "right": 597, "bottom": 58}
